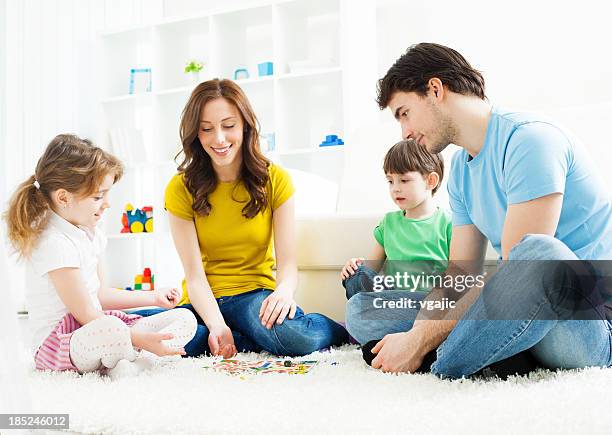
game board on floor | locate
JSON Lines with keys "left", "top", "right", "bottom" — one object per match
{"left": 204, "top": 359, "right": 318, "bottom": 375}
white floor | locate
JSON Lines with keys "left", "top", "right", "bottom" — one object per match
{"left": 19, "top": 345, "right": 612, "bottom": 435}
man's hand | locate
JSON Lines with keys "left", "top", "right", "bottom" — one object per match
{"left": 371, "top": 326, "right": 430, "bottom": 373}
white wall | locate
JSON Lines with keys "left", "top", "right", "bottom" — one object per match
{"left": 0, "top": 0, "right": 7, "bottom": 204}
{"left": 338, "top": 0, "right": 612, "bottom": 213}
{"left": 3, "top": 0, "right": 108, "bottom": 307}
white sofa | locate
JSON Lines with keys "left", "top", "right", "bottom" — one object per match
{"left": 293, "top": 214, "right": 381, "bottom": 322}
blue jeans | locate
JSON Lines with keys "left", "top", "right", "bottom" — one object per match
{"left": 346, "top": 234, "right": 612, "bottom": 378}
{"left": 344, "top": 264, "right": 430, "bottom": 342}
{"left": 342, "top": 264, "right": 380, "bottom": 300}
{"left": 133, "top": 288, "right": 348, "bottom": 357}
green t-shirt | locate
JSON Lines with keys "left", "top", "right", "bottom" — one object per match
{"left": 373, "top": 208, "right": 452, "bottom": 291}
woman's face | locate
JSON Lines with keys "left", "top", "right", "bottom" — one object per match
{"left": 198, "top": 97, "right": 244, "bottom": 174}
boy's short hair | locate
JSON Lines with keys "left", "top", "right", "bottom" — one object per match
{"left": 383, "top": 139, "right": 444, "bottom": 194}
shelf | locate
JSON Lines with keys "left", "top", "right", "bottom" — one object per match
{"left": 106, "top": 231, "right": 167, "bottom": 241}
{"left": 100, "top": 23, "right": 152, "bottom": 38}
{"left": 235, "top": 75, "right": 275, "bottom": 85}
{"left": 269, "top": 146, "right": 345, "bottom": 156}
{"left": 96, "top": 0, "right": 378, "bottom": 290}
{"left": 154, "top": 86, "right": 193, "bottom": 97}
{"left": 159, "top": 1, "right": 276, "bottom": 27}
{"left": 277, "top": 67, "right": 341, "bottom": 80}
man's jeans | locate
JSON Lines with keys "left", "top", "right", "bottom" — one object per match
{"left": 133, "top": 288, "right": 348, "bottom": 357}
{"left": 345, "top": 234, "right": 612, "bottom": 379}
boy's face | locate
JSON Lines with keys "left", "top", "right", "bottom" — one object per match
{"left": 386, "top": 171, "right": 432, "bottom": 211}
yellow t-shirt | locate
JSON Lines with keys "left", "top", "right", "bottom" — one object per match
{"left": 164, "top": 164, "right": 295, "bottom": 303}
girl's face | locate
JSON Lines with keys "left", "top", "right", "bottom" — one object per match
{"left": 198, "top": 97, "right": 244, "bottom": 175}
{"left": 56, "top": 173, "right": 114, "bottom": 229}
{"left": 386, "top": 171, "right": 433, "bottom": 211}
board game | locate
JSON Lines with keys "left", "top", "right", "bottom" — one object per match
{"left": 204, "top": 359, "right": 318, "bottom": 376}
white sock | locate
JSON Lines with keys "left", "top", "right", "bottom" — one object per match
{"left": 105, "top": 359, "right": 143, "bottom": 381}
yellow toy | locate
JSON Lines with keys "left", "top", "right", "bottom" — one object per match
{"left": 121, "top": 203, "right": 153, "bottom": 233}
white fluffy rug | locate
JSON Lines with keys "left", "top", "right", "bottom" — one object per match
{"left": 26, "top": 346, "right": 611, "bottom": 435}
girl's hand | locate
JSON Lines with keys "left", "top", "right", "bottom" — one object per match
{"left": 131, "top": 330, "right": 186, "bottom": 357}
{"left": 153, "top": 287, "right": 181, "bottom": 309}
{"left": 340, "top": 257, "right": 364, "bottom": 280}
{"left": 208, "top": 323, "right": 236, "bottom": 358}
{"left": 259, "top": 289, "right": 297, "bottom": 329}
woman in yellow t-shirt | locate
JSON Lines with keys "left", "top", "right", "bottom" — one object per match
{"left": 134, "top": 79, "right": 348, "bottom": 357}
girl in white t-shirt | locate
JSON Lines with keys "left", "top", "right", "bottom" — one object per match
{"left": 4, "top": 134, "right": 197, "bottom": 379}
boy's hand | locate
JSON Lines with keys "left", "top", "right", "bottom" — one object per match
{"left": 340, "top": 257, "right": 364, "bottom": 280}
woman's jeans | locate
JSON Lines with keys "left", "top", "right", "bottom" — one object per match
{"left": 344, "top": 234, "right": 612, "bottom": 379}
{"left": 133, "top": 288, "right": 348, "bottom": 357}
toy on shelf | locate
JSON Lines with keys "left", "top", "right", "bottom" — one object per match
{"left": 319, "top": 134, "right": 344, "bottom": 147}
{"left": 128, "top": 68, "right": 152, "bottom": 94}
{"left": 125, "top": 267, "right": 155, "bottom": 291}
{"left": 121, "top": 203, "right": 153, "bottom": 233}
{"left": 233, "top": 67, "right": 249, "bottom": 81}
{"left": 257, "top": 61, "right": 273, "bottom": 77}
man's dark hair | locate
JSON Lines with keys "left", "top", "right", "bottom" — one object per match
{"left": 377, "top": 43, "right": 486, "bottom": 109}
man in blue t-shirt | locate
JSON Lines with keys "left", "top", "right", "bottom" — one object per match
{"left": 347, "top": 42, "right": 612, "bottom": 377}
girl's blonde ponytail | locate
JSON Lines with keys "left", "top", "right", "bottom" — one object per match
{"left": 3, "top": 134, "right": 123, "bottom": 258}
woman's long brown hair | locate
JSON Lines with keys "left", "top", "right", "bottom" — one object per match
{"left": 177, "top": 79, "right": 270, "bottom": 218}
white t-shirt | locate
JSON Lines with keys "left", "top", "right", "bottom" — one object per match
{"left": 26, "top": 212, "right": 106, "bottom": 355}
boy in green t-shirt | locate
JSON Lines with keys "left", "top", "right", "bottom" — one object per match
{"left": 341, "top": 139, "right": 452, "bottom": 298}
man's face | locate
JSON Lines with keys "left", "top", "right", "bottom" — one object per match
{"left": 387, "top": 91, "right": 456, "bottom": 154}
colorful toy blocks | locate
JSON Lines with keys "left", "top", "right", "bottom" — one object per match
{"left": 121, "top": 203, "right": 154, "bottom": 233}
{"left": 126, "top": 267, "right": 155, "bottom": 291}
{"left": 319, "top": 134, "right": 344, "bottom": 147}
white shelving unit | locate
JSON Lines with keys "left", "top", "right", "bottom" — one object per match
{"left": 98, "top": 0, "right": 377, "bottom": 289}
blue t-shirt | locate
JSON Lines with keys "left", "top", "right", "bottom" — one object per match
{"left": 448, "top": 106, "right": 611, "bottom": 260}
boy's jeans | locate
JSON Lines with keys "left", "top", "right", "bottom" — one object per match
{"left": 343, "top": 263, "right": 429, "bottom": 344}
{"left": 133, "top": 288, "right": 349, "bottom": 357}
{"left": 345, "top": 235, "right": 612, "bottom": 378}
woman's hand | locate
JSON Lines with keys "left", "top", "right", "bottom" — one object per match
{"left": 153, "top": 287, "right": 182, "bottom": 309}
{"left": 340, "top": 257, "right": 364, "bottom": 280}
{"left": 131, "top": 330, "right": 186, "bottom": 357}
{"left": 208, "top": 323, "right": 236, "bottom": 358}
{"left": 259, "top": 289, "right": 297, "bottom": 329}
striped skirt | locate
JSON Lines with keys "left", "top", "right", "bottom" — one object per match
{"left": 34, "top": 310, "right": 142, "bottom": 372}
